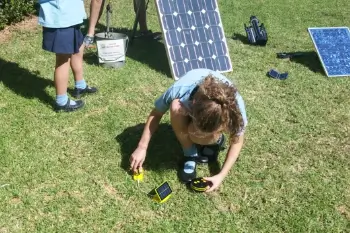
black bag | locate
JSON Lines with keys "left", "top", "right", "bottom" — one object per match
{"left": 244, "top": 16, "right": 268, "bottom": 46}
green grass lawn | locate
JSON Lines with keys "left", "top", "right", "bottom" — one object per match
{"left": 1, "top": 0, "right": 350, "bottom": 232}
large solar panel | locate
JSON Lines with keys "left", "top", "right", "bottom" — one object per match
{"left": 155, "top": 0, "right": 232, "bottom": 80}
{"left": 308, "top": 27, "right": 350, "bottom": 77}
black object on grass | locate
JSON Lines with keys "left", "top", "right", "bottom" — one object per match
{"left": 244, "top": 16, "right": 268, "bottom": 46}
{"left": 267, "top": 69, "right": 289, "bottom": 80}
{"left": 190, "top": 178, "right": 212, "bottom": 192}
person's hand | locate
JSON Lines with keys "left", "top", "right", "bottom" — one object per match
{"left": 129, "top": 146, "right": 147, "bottom": 173}
{"left": 83, "top": 35, "right": 95, "bottom": 48}
{"left": 203, "top": 174, "right": 225, "bottom": 192}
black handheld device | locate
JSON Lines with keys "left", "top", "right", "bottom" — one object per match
{"left": 190, "top": 178, "right": 212, "bottom": 192}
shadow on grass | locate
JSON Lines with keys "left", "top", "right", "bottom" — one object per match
{"left": 208, "top": 160, "right": 221, "bottom": 175}
{"left": 0, "top": 58, "right": 54, "bottom": 108}
{"left": 231, "top": 32, "right": 250, "bottom": 45}
{"left": 83, "top": 27, "right": 172, "bottom": 78}
{"left": 116, "top": 123, "right": 181, "bottom": 172}
{"left": 115, "top": 122, "right": 223, "bottom": 181}
{"left": 288, "top": 51, "right": 324, "bottom": 74}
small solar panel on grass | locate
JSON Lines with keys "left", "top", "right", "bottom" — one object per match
{"left": 155, "top": 181, "right": 172, "bottom": 202}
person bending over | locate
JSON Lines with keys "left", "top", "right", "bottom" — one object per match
{"left": 38, "top": 0, "right": 98, "bottom": 112}
{"left": 129, "top": 68, "right": 248, "bottom": 192}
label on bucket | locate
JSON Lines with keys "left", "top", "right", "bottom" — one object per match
{"left": 96, "top": 39, "right": 125, "bottom": 63}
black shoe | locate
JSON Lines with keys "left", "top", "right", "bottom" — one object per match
{"left": 134, "top": 30, "right": 162, "bottom": 40}
{"left": 179, "top": 157, "right": 197, "bottom": 183}
{"left": 194, "top": 156, "right": 209, "bottom": 164}
{"left": 55, "top": 98, "right": 84, "bottom": 112}
{"left": 197, "top": 134, "right": 226, "bottom": 162}
{"left": 72, "top": 85, "right": 98, "bottom": 98}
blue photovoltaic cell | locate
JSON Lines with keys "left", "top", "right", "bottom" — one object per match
{"left": 308, "top": 27, "right": 350, "bottom": 77}
{"left": 156, "top": 0, "right": 232, "bottom": 80}
{"left": 156, "top": 182, "right": 172, "bottom": 200}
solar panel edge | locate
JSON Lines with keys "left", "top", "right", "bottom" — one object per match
{"left": 308, "top": 26, "right": 350, "bottom": 30}
{"left": 212, "top": 5, "right": 233, "bottom": 73}
{"left": 154, "top": 0, "right": 179, "bottom": 80}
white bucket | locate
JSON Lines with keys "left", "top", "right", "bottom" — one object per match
{"left": 95, "top": 32, "right": 129, "bottom": 69}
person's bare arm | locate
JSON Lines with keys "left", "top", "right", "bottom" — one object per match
{"left": 205, "top": 134, "right": 244, "bottom": 192}
{"left": 130, "top": 108, "right": 164, "bottom": 171}
{"left": 218, "top": 134, "right": 244, "bottom": 178}
{"left": 138, "top": 108, "right": 164, "bottom": 149}
{"left": 87, "top": 0, "right": 104, "bottom": 36}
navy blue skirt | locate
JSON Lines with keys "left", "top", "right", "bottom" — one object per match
{"left": 42, "top": 24, "right": 84, "bottom": 54}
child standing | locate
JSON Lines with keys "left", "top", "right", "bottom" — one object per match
{"left": 38, "top": 0, "right": 97, "bottom": 112}
{"left": 129, "top": 68, "right": 248, "bottom": 192}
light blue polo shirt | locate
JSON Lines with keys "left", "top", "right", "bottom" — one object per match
{"left": 154, "top": 68, "right": 248, "bottom": 135}
{"left": 38, "top": 0, "right": 87, "bottom": 28}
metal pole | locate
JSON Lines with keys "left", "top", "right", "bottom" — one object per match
{"left": 106, "top": 2, "right": 112, "bottom": 37}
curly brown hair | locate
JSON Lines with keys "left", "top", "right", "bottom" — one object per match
{"left": 190, "top": 75, "right": 244, "bottom": 144}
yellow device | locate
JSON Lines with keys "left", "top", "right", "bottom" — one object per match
{"left": 133, "top": 167, "right": 144, "bottom": 182}
{"left": 190, "top": 177, "right": 211, "bottom": 192}
{"left": 149, "top": 181, "right": 172, "bottom": 203}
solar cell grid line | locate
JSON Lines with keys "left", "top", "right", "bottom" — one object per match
{"left": 308, "top": 27, "right": 350, "bottom": 77}
{"left": 155, "top": 0, "right": 233, "bottom": 80}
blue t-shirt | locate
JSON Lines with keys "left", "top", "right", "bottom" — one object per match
{"left": 38, "top": 0, "right": 87, "bottom": 28}
{"left": 154, "top": 68, "right": 248, "bottom": 135}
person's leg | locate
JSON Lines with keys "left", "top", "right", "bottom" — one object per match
{"left": 55, "top": 54, "right": 84, "bottom": 111}
{"left": 170, "top": 99, "right": 199, "bottom": 182}
{"left": 87, "top": 0, "right": 105, "bottom": 36}
{"left": 71, "top": 35, "right": 97, "bottom": 98}
{"left": 170, "top": 100, "right": 193, "bottom": 149}
{"left": 133, "top": 0, "right": 148, "bottom": 32}
{"left": 133, "top": 0, "right": 162, "bottom": 40}
{"left": 71, "top": 44, "right": 84, "bottom": 82}
{"left": 170, "top": 100, "right": 226, "bottom": 181}
{"left": 55, "top": 54, "right": 71, "bottom": 97}
{"left": 188, "top": 122, "right": 226, "bottom": 162}
{"left": 188, "top": 124, "right": 221, "bottom": 146}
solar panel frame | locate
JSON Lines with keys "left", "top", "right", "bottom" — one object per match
{"left": 155, "top": 0, "right": 233, "bottom": 80}
{"left": 308, "top": 27, "right": 350, "bottom": 77}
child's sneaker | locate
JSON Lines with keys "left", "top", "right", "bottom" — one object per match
{"left": 134, "top": 30, "right": 162, "bottom": 40}
{"left": 197, "top": 134, "right": 226, "bottom": 162}
{"left": 72, "top": 85, "right": 98, "bottom": 98}
{"left": 55, "top": 98, "right": 84, "bottom": 112}
{"left": 179, "top": 157, "right": 197, "bottom": 183}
